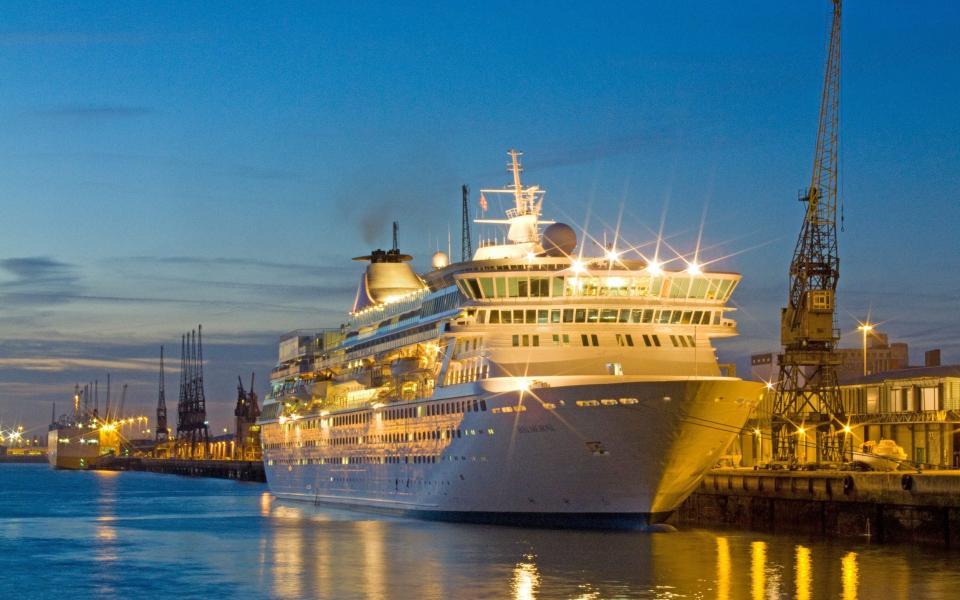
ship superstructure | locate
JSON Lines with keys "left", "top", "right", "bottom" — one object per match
{"left": 260, "top": 150, "right": 763, "bottom": 527}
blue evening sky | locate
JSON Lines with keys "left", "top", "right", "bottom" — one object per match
{"left": 1, "top": 1, "right": 958, "bottom": 433}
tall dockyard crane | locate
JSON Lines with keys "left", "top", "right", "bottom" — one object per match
{"left": 771, "top": 0, "right": 847, "bottom": 464}
{"left": 156, "top": 345, "right": 169, "bottom": 443}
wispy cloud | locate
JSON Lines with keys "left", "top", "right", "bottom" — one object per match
{"left": 121, "top": 255, "right": 356, "bottom": 277}
{"left": 0, "top": 357, "right": 164, "bottom": 373}
{"left": 0, "top": 256, "right": 83, "bottom": 306}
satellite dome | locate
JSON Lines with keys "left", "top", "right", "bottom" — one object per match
{"left": 431, "top": 251, "right": 449, "bottom": 269}
{"left": 542, "top": 223, "right": 577, "bottom": 257}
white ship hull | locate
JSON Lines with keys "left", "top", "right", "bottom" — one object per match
{"left": 47, "top": 426, "right": 105, "bottom": 470}
{"left": 263, "top": 377, "right": 760, "bottom": 528}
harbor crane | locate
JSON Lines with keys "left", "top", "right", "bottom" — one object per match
{"left": 771, "top": 0, "right": 848, "bottom": 464}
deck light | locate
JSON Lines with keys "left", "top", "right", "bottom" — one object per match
{"left": 646, "top": 260, "right": 662, "bottom": 275}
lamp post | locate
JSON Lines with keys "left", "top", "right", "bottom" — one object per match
{"left": 857, "top": 322, "right": 874, "bottom": 377}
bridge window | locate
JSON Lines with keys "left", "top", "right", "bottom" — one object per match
{"left": 551, "top": 277, "right": 565, "bottom": 297}
{"left": 479, "top": 277, "right": 494, "bottom": 298}
{"left": 530, "top": 277, "right": 549, "bottom": 297}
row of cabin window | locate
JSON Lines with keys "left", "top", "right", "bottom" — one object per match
{"left": 514, "top": 333, "right": 697, "bottom": 348}
{"left": 345, "top": 322, "right": 438, "bottom": 356}
{"left": 420, "top": 291, "right": 461, "bottom": 318}
{"left": 267, "top": 425, "right": 494, "bottom": 450}
{"left": 332, "top": 413, "right": 369, "bottom": 427}
{"left": 268, "top": 455, "right": 441, "bottom": 466}
{"left": 478, "top": 307, "right": 719, "bottom": 326}
{"left": 386, "top": 399, "right": 488, "bottom": 421}
{"left": 458, "top": 274, "right": 735, "bottom": 301}
{"left": 285, "top": 399, "right": 490, "bottom": 431}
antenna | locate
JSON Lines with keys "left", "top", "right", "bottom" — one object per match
{"left": 392, "top": 221, "right": 399, "bottom": 251}
{"left": 509, "top": 148, "right": 524, "bottom": 211}
{"left": 105, "top": 373, "right": 111, "bottom": 422}
{"left": 461, "top": 184, "right": 472, "bottom": 262}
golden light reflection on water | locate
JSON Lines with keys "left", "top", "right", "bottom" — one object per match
{"left": 842, "top": 551, "right": 859, "bottom": 600}
{"left": 750, "top": 541, "right": 766, "bottom": 600}
{"left": 271, "top": 517, "right": 304, "bottom": 599}
{"left": 259, "top": 492, "right": 272, "bottom": 516}
{"left": 513, "top": 555, "right": 541, "bottom": 600}
{"left": 359, "top": 520, "right": 386, "bottom": 600}
{"left": 715, "top": 537, "right": 730, "bottom": 600}
{"left": 795, "top": 545, "right": 811, "bottom": 600}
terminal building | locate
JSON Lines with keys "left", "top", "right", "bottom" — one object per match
{"left": 741, "top": 332, "right": 960, "bottom": 468}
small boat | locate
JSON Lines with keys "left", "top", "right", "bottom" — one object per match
{"left": 853, "top": 439, "right": 907, "bottom": 471}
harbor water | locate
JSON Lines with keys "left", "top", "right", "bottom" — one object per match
{"left": 3, "top": 464, "right": 960, "bottom": 599}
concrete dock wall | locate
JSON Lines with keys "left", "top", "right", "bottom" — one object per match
{"left": 676, "top": 469, "right": 960, "bottom": 547}
{"left": 96, "top": 456, "right": 265, "bottom": 482}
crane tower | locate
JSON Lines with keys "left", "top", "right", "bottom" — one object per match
{"left": 771, "top": 0, "right": 847, "bottom": 464}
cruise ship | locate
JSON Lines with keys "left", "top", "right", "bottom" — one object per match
{"left": 259, "top": 150, "right": 763, "bottom": 528}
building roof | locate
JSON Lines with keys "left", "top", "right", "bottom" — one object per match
{"left": 844, "top": 364, "right": 960, "bottom": 386}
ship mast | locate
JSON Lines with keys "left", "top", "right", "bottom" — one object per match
{"left": 475, "top": 149, "right": 553, "bottom": 247}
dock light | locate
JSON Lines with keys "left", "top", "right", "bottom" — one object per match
{"left": 525, "top": 251, "right": 536, "bottom": 261}
{"left": 765, "top": 381, "right": 775, "bottom": 391}
{"left": 570, "top": 260, "right": 587, "bottom": 274}
{"left": 517, "top": 378, "right": 531, "bottom": 392}
{"left": 604, "top": 248, "right": 620, "bottom": 262}
{"left": 754, "top": 428, "right": 762, "bottom": 436}
{"left": 646, "top": 260, "right": 662, "bottom": 275}
{"left": 797, "top": 427, "right": 806, "bottom": 435}
{"left": 843, "top": 425, "right": 852, "bottom": 434}
{"left": 857, "top": 321, "right": 874, "bottom": 377}
{"left": 686, "top": 262, "right": 702, "bottom": 276}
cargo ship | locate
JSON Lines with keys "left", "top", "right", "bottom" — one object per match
{"left": 48, "top": 386, "right": 121, "bottom": 469}
{"left": 259, "top": 150, "right": 762, "bottom": 528}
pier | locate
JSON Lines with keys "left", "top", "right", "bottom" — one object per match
{"left": 676, "top": 468, "right": 960, "bottom": 547}
{"left": 96, "top": 456, "right": 265, "bottom": 482}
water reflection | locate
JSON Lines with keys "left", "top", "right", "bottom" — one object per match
{"left": 716, "top": 537, "right": 730, "bottom": 600}
{"left": 513, "top": 555, "right": 541, "bottom": 600}
{"left": 259, "top": 491, "right": 272, "bottom": 516}
{"left": 751, "top": 541, "right": 766, "bottom": 600}
{"left": 842, "top": 551, "right": 859, "bottom": 600}
{"left": 359, "top": 520, "right": 387, "bottom": 600}
{"left": 14, "top": 466, "right": 960, "bottom": 599}
{"left": 795, "top": 545, "right": 811, "bottom": 600}
{"left": 257, "top": 503, "right": 879, "bottom": 600}
{"left": 93, "top": 468, "right": 120, "bottom": 597}
{"left": 271, "top": 511, "right": 304, "bottom": 599}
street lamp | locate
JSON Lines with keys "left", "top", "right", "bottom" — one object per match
{"left": 857, "top": 322, "right": 874, "bottom": 377}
